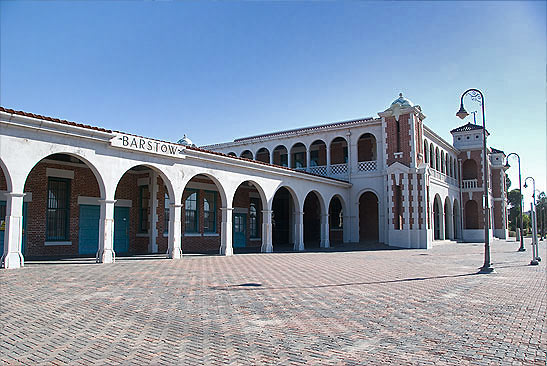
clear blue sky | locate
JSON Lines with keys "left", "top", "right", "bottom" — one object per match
{"left": 1, "top": 1, "right": 545, "bottom": 205}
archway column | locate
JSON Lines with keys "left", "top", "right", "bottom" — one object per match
{"left": 220, "top": 207, "right": 233, "bottom": 256}
{"left": 97, "top": 199, "right": 116, "bottom": 264}
{"left": 293, "top": 211, "right": 304, "bottom": 251}
{"left": 1, "top": 192, "right": 25, "bottom": 269}
{"left": 261, "top": 210, "right": 273, "bottom": 253}
{"left": 326, "top": 145, "right": 331, "bottom": 175}
{"left": 320, "top": 214, "right": 330, "bottom": 248}
{"left": 167, "top": 203, "right": 183, "bottom": 259}
{"left": 306, "top": 149, "right": 311, "bottom": 172}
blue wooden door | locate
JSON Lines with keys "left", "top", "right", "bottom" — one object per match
{"left": 114, "top": 206, "right": 130, "bottom": 254}
{"left": 233, "top": 213, "right": 246, "bottom": 248}
{"left": 78, "top": 205, "right": 100, "bottom": 255}
{"left": 0, "top": 201, "right": 6, "bottom": 255}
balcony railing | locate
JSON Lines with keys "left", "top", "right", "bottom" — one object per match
{"left": 358, "top": 160, "right": 377, "bottom": 172}
{"left": 308, "top": 165, "right": 328, "bottom": 176}
{"left": 430, "top": 169, "right": 458, "bottom": 186}
{"left": 462, "top": 179, "right": 478, "bottom": 189}
{"left": 330, "top": 163, "right": 348, "bottom": 176}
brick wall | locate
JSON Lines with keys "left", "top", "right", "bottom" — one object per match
{"left": 23, "top": 161, "right": 100, "bottom": 257}
{"left": 386, "top": 115, "right": 412, "bottom": 167}
{"left": 181, "top": 187, "right": 222, "bottom": 253}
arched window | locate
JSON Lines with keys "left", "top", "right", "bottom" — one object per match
{"left": 462, "top": 159, "right": 478, "bottom": 180}
{"left": 424, "top": 140, "right": 429, "bottom": 164}
{"left": 430, "top": 143, "right": 435, "bottom": 169}
{"left": 357, "top": 133, "right": 377, "bottom": 162}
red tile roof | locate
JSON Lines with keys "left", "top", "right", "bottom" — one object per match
{"left": 0, "top": 106, "right": 350, "bottom": 184}
{"left": 0, "top": 106, "right": 112, "bottom": 133}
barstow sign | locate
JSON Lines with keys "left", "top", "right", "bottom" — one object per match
{"left": 111, "top": 133, "right": 186, "bottom": 158}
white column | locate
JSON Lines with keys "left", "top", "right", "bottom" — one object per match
{"left": 97, "top": 199, "right": 116, "bottom": 264}
{"left": 306, "top": 148, "right": 311, "bottom": 172}
{"left": 287, "top": 151, "right": 292, "bottom": 169}
{"left": 320, "top": 214, "right": 330, "bottom": 248}
{"left": 1, "top": 192, "right": 25, "bottom": 269}
{"left": 261, "top": 210, "right": 273, "bottom": 253}
{"left": 149, "top": 172, "right": 159, "bottom": 253}
{"left": 167, "top": 203, "right": 183, "bottom": 259}
{"left": 220, "top": 207, "right": 233, "bottom": 256}
{"left": 270, "top": 152, "right": 274, "bottom": 165}
{"left": 326, "top": 144, "right": 331, "bottom": 176}
{"left": 293, "top": 211, "right": 304, "bottom": 251}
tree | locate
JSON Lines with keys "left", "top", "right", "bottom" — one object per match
{"left": 536, "top": 192, "right": 546, "bottom": 237}
{"left": 506, "top": 175, "right": 511, "bottom": 191}
{"left": 507, "top": 189, "right": 522, "bottom": 231}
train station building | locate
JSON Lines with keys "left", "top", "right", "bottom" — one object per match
{"left": 0, "top": 94, "right": 509, "bottom": 269}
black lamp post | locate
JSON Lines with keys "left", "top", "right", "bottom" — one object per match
{"left": 524, "top": 177, "right": 540, "bottom": 265}
{"left": 504, "top": 153, "right": 525, "bottom": 251}
{"left": 457, "top": 89, "right": 493, "bottom": 273}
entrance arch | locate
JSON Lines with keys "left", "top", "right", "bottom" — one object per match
{"left": 181, "top": 174, "right": 225, "bottom": 254}
{"left": 444, "top": 197, "right": 452, "bottom": 240}
{"left": 271, "top": 186, "right": 298, "bottom": 251}
{"left": 359, "top": 191, "right": 379, "bottom": 242}
{"left": 328, "top": 195, "right": 344, "bottom": 245}
{"left": 303, "top": 191, "right": 323, "bottom": 249}
{"left": 114, "top": 165, "right": 174, "bottom": 255}
{"left": 232, "top": 180, "right": 267, "bottom": 253}
{"left": 22, "top": 153, "right": 105, "bottom": 257}
{"left": 433, "top": 195, "right": 443, "bottom": 240}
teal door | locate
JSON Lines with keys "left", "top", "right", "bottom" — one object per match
{"left": 78, "top": 205, "right": 100, "bottom": 255}
{"left": 114, "top": 206, "right": 130, "bottom": 254}
{"left": 0, "top": 201, "right": 5, "bottom": 255}
{"left": 233, "top": 213, "right": 246, "bottom": 248}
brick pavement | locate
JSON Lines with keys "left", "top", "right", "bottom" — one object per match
{"left": 1, "top": 239, "right": 546, "bottom": 365}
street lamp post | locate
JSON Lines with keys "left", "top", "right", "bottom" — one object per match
{"left": 524, "top": 177, "right": 541, "bottom": 265}
{"left": 504, "top": 153, "right": 525, "bottom": 251}
{"left": 456, "top": 88, "right": 493, "bottom": 273}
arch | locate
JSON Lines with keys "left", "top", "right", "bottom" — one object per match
{"left": 359, "top": 191, "right": 379, "bottom": 242}
{"left": 465, "top": 200, "right": 479, "bottom": 229}
{"left": 309, "top": 140, "right": 327, "bottom": 167}
{"left": 180, "top": 173, "right": 228, "bottom": 254}
{"left": 240, "top": 150, "right": 253, "bottom": 160}
{"left": 424, "top": 140, "right": 429, "bottom": 164}
{"left": 271, "top": 186, "right": 299, "bottom": 251}
{"left": 255, "top": 148, "right": 270, "bottom": 164}
{"left": 303, "top": 191, "right": 324, "bottom": 248}
{"left": 441, "top": 153, "right": 445, "bottom": 174}
{"left": 290, "top": 142, "right": 307, "bottom": 169}
{"left": 429, "top": 143, "right": 435, "bottom": 170}
{"left": 232, "top": 180, "right": 268, "bottom": 253}
{"left": 357, "top": 133, "right": 377, "bottom": 162}
{"left": 328, "top": 194, "right": 345, "bottom": 245}
{"left": 453, "top": 198, "right": 461, "bottom": 239}
{"left": 272, "top": 145, "right": 288, "bottom": 167}
{"left": 444, "top": 197, "right": 452, "bottom": 240}
{"left": 22, "top": 153, "right": 107, "bottom": 258}
{"left": 433, "top": 194, "right": 443, "bottom": 240}
{"left": 330, "top": 136, "right": 348, "bottom": 165}
{"left": 462, "top": 159, "right": 478, "bottom": 180}
{"left": 113, "top": 164, "right": 176, "bottom": 255}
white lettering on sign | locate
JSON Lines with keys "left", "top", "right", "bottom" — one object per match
{"left": 111, "top": 133, "right": 186, "bottom": 158}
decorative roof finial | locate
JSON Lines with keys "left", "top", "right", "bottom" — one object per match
{"left": 399, "top": 93, "right": 403, "bottom": 97}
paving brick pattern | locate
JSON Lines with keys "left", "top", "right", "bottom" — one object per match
{"left": 1, "top": 239, "right": 546, "bottom": 365}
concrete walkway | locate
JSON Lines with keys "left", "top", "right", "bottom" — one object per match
{"left": 1, "top": 239, "right": 545, "bottom": 365}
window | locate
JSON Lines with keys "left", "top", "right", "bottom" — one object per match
{"left": 185, "top": 190, "right": 198, "bottom": 233}
{"left": 310, "top": 150, "right": 319, "bottom": 166}
{"left": 164, "top": 193, "right": 170, "bottom": 234}
{"left": 46, "top": 177, "right": 71, "bottom": 240}
{"left": 250, "top": 198, "right": 260, "bottom": 238}
{"left": 138, "top": 185, "right": 149, "bottom": 233}
{"left": 294, "top": 152, "right": 305, "bottom": 168}
{"left": 203, "top": 191, "right": 216, "bottom": 233}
